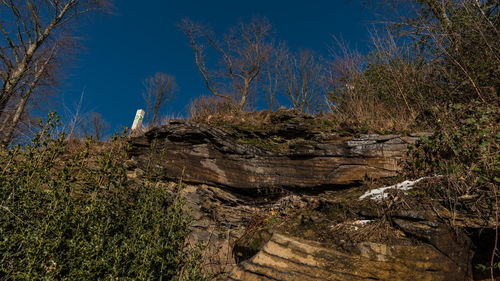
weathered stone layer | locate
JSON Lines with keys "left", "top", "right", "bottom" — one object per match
{"left": 128, "top": 120, "right": 422, "bottom": 192}
{"left": 229, "top": 233, "right": 470, "bottom": 281}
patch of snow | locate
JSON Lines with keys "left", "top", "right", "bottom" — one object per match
{"left": 351, "top": 220, "right": 373, "bottom": 230}
{"left": 354, "top": 220, "right": 372, "bottom": 225}
{"left": 359, "top": 176, "right": 438, "bottom": 201}
{"left": 329, "top": 219, "right": 373, "bottom": 231}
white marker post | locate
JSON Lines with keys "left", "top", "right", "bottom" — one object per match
{"left": 131, "top": 109, "right": 145, "bottom": 133}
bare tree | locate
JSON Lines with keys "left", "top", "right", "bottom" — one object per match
{"left": 180, "top": 17, "right": 272, "bottom": 110}
{"left": 261, "top": 41, "right": 288, "bottom": 110}
{"left": 0, "top": 0, "right": 109, "bottom": 147}
{"left": 282, "top": 50, "right": 328, "bottom": 114}
{"left": 82, "top": 112, "right": 109, "bottom": 140}
{"left": 142, "top": 72, "right": 177, "bottom": 127}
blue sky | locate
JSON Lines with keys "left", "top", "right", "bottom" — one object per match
{"left": 59, "top": 0, "right": 377, "bottom": 132}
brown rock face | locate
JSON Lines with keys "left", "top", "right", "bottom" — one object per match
{"left": 172, "top": 182, "right": 474, "bottom": 281}
{"left": 229, "top": 233, "right": 469, "bottom": 281}
{"left": 128, "top": 119, "right": 420, "bottom": 192}
{"left": 126, "top": 116, "right": 480, "bottom": 280}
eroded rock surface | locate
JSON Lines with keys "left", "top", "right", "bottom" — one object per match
{"left": 128, "top": 118, "right": 422, "bottom": 192}
{"left": 178, "top": 183, "right": 315, "bottom": 278}
{"left": 125, "top": 115, "right": 489, "bottom": 280}
{"left": 229, "top": 233, "right": 469, "bottom": 281}
{"left": 129, "top": 178, "right": 476, "bottom": 281}
{"left": 223, "top": 181, "right": 475, "bottom": 281}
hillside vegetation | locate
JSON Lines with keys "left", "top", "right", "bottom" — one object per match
{"left": 0, "top": 114, "right": 209, "bottom": 280}
{"left": 0, "top": 0, "right": 498, "bottom": 280}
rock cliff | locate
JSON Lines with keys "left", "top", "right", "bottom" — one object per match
{"left": 127, "top": 112, "right": 492, "bottom": 280}
{"left": 129, "top": 117, "right": 424, "bottom": 192}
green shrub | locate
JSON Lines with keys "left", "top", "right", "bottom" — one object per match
{"left": 407, "top": 100, "right": 499, "bottom": 199}
{"left": 0, "top": 112, "right": 208, "bottom": 280}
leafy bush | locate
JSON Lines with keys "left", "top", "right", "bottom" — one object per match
{"left": 0, "top": 112, "right": 208, "bottom": 280}
{"left": 407, "top": 100, "right": 499, "bottom": 201}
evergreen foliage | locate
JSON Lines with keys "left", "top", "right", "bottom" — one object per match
{"left": 0, "top": 113, "right": 208, "bottom": 280}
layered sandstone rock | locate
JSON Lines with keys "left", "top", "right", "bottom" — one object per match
{"left": 122, "top": 176, "right": 475, "bottom": 280}
{"left": 125, "top": 116, "right": 487, "bottom": 280}
{"left": 229, "top": 233, "right": 469, "bottom": 281}
{"left": 128, "top": 119, "right": 423, "bottom": 192}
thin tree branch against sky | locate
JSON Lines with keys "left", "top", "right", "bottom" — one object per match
{"left": 58, "top": 0, "right": 376, "bottom": 132}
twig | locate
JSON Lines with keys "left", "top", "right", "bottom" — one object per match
{"left": 0, "top": 205, "right": 25, "bottom": 224}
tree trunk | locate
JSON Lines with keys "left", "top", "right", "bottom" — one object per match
{"left": 0, "top": 1, "right": 74, "bottom": 117}
{"left": 0, "top": 46, "right": 55, "bottom": 147}
{"left": 238, "top": 79, "right": 250, "bottom": 109}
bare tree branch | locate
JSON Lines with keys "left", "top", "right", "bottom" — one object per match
{"left": 142, "top": 73, "right": 177, "bottom": 128}
{"left": 0, "top": 0, "right": 109, "bottom": 147}
{"left": 180, "top": 17, "right": 273, "bottom": 110}
{"left": 282, "top": 50, "right": 328, "bottom": 114}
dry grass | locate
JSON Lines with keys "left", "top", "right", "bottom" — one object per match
{"left": 188, "top": 95, "right": 236, "bottom": 122}
{"left": 326, "top": 33, "right": 444, "bottom": 133}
